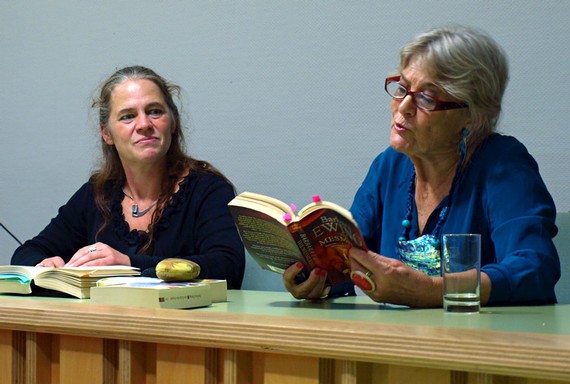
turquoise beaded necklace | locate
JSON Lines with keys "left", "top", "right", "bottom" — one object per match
{"left": 396, "top": 128, "right": 468, "bottom": 276}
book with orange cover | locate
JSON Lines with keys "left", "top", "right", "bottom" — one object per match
{"left": 228, "top": 192, "right": 367, "bottom": 285}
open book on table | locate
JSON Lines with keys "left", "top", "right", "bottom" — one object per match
{"left": 0, "top": 265, "right": 140, "bottom": 299}
{"left": 228, "top": 192, "right": 368, "bottom": 286}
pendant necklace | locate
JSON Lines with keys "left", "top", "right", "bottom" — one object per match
{"left": 123, "top": 189, "right": 158, "bottom": 218}
{"left": 396, "top": 129, "right": 469, "bottom": 276}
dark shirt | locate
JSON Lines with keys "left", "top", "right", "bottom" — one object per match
{"left": 350, "top": 134, "right": 560, "bottom": 305}
{"left": 11, "top": 171, "right": 245, "bottom": 289}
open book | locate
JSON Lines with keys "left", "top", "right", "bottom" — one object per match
{"left": 228, "top": 192, "right": 367, "bottom": 285}
{"left": 0, "top": 265, "right": 140, "bottom": 299}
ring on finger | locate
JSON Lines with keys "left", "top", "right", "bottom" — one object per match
{"left": 319, "top": 286, "right": 331, "bottom": 299}
{"left": 88, "top": 244, "right": 97, "bottom": 253}
{"left": 350, "top": 270, "right": 376, "bottom": 293}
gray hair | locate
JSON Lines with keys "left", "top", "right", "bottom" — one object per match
{"left": 400, "top": 25, "right": 509, "bottom": 144}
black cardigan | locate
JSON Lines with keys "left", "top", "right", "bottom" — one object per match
{"left": 11, "top": 172, "right": 245, "bottom": 289}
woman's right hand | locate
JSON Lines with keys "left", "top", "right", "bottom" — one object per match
{"left": 349, "top": 247, "right": 442, "bottom": 307}
{"left": 36, "top": 256, "right": 65, "bottom": 268}
{"left": 283, "top": 261, "right": 330, "bottom": 300}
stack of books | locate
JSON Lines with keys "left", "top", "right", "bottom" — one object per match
{"left": 0, "top": 265, "right": 227, "bottom": 309}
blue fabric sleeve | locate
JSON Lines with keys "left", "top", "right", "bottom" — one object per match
{"left": 349, "top": 135, "right": 560, "bottom": 305}
{"left": 477, "top": 138, "right": 559, "bottom": 305}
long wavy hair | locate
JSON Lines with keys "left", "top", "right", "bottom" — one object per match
{"left": 91, "top": 65, "right": 228, "bottom": 253}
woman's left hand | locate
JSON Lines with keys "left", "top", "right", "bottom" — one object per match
{"left": 65, "top": 242, "right": 131, "bottom": 267}
{"left": 349, "top": 247, "right": 442, "bottom": 307}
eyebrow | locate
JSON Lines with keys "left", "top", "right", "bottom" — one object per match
{"left": 399, "top": 73, "right": 439, "bottom": 91}
{"left": 116, "top": 101, "right": 166, "bottom": 116}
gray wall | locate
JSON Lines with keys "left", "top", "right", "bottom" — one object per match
{"left": 1, "top": 1, "right": 568, "bottom": 291}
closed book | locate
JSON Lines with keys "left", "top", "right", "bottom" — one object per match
{"left": 192, "top": 279, "right": 227, "bottom": 302}
{"left": 90, "top": 277, "right": 212, "bottom": 309}
{"left": 0, "top": 265, "right": 140, "bottom": 299}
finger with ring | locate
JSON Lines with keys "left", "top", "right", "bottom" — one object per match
{"left": 350, "top": 270, "right": 376, "bottom": 293}
{"left": 319, "top": 286, "right": 331, "bottom": 299}
{"left": 88, "top": 244, "right": 97, "bottom": 253}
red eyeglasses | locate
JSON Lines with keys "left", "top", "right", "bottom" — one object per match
{"left": 384, "top": 76, "right": 468, "bottom": 111}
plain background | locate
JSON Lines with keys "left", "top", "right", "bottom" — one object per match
{"left": 1, "top": 1, "right": 568, "bottom": 291}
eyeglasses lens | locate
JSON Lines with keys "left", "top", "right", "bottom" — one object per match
{"left": 385, "top": 80, "right": 436, "bottom": 111}
{"left": 386, "top": 80, "right": 406, "bottom": 98}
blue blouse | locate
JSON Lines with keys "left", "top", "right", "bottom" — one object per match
{"left": 11, "top": 171, "right": 245, "bottom": 289}
{"left": 350, "top": 134, "right": 560, "bottom": 305}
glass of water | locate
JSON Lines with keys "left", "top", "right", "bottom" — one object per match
{"left": 442, "top": 234, "right": 481, "bottom": 313}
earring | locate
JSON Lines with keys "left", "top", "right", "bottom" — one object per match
{"left": 459, "top": 128, "right": 469, "bottom": 157}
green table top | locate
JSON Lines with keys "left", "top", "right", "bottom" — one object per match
{"left": 205, "top": 290, "right": 570, "bottom": 336}
{"left": 2, "top": 289, "right": 569, "bottom": 336}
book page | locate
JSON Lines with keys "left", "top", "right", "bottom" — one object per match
{"left": 229, "top": 193, "right": 293, "bottom": 225}
{"left": 34, "top": 275, "right": 97, "bottom": 298}
{"left": 297, "top": 200, "right": 355, "bottom": 222}
{"left": 229, "top": 205, "right": 306, "bottom": 274}
{"left": 0, "top": 266, "right": 47, "bottom": 283}
{"left": 238, "top": 192, "right": 293, "bottom": 216}
{"left": 52, "top": 266, "right": 140, "bottom": 277}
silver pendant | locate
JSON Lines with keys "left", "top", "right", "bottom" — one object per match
{"left": 131, "top": 203, "right": 156, "bottom": 218}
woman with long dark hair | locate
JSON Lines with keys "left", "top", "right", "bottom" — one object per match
{"left": 12, "top": 66, "right": 245, "bottom": 289}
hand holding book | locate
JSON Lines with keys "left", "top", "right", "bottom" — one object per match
{"left": 228, "top": 192, "right": 368, "bottom": 286}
